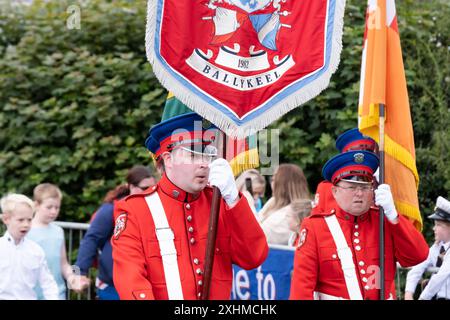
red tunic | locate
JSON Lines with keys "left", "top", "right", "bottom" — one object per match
{"left": 289, "top": 206, "right": 429, "bottom": 300}
{"left": 111, "top": 174, "right": 269, "bottom": 300}
{"left": 311, "top": 181, "right": 336, "bottom": 216}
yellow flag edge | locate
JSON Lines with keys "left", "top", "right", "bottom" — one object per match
{"left": 395, "top": 200, "right": 423, "bottom": 231}
{"left": 229, "top": 148, "right": 260, "bottom": 177}
{"left": 359, "top": 103, "right": 420, "bottom": 185}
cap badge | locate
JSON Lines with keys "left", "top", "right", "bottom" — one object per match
{"left": 354, "top": 152, "right": 365, "bottom": 164}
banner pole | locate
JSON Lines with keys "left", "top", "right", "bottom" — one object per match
{"left": 201, "top": 130, "right": 227, "bottom": 300}
{"left": 378, "top": 103, "right": 386, "bottom": 300}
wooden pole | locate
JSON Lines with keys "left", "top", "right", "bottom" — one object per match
{"left": 201, "top": 130, "right": 227, "bottom": 300}
{"left": 378, "top": 104, "right": 386, "bottom": 300}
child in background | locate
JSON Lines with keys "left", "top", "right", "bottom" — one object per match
{"left": 405, "top": 196, "right": 450, "bottom": 300}
{"left": 235, "top": 169, "right": 266, "bottom": 214}
{"left": 27, "top": 183, "right": 74, "bottom": 300}
{"left": 286, "top": 199, "right": 313, "bottom": 247}
{"left": 0, "top": 193, "right": 59, "bottom": 299}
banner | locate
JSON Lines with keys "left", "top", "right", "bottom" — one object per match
{"left": 358, "top": 0, "right": 422, "bottom": 230}
{"left": 146, "top": 0, "right": 346, "bottom": 137}
{"left": 231, "top": 244, "right": 294, "bottom": 300}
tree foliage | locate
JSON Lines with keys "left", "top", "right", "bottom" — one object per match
{"left": 0, "top": 0, "right": 448, "bottom": 239}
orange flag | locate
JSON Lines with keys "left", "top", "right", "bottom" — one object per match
{"left": 358, "top": 0, "right": 422, "bottom": 230}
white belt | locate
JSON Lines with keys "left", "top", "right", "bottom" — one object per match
{"left": 315, "top": 291, "right": 394, "bottom": 300}
{"left": 145, "top": 193, "right": 184, "bottom": 300}
{"left": 324, "top": 215, "right": 363, "bottom": 300}
{"left": 315, "top": 292, "right": 347, "bottom": 300}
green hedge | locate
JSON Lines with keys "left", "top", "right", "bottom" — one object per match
{"left": 0, "top": 0, "right": 166, "bottom": 220}
{"left": 0, "top": 0, "right": 448, "bottom": 240}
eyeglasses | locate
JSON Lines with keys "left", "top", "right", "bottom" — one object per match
{"left": 336, "top": 184, "right": 373, "bottom": 193}
{"left": 173, "top": 146, "right": 217, "bottom": 164}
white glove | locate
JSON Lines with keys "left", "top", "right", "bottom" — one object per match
{"left": 208, "top": 158, "right": 239, "bottom": 206}
{"left": 374, "top": 184, "right": 398, "bottom": 222}
{"left": 373, "top": 168, "right": 379, "bottom": 183}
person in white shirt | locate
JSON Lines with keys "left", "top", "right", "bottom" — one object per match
{"left": 0, "top": 193, "right": 59, "bottom": 300}
{"left": 405, "top": 196, "right": 450, "bottom": 300}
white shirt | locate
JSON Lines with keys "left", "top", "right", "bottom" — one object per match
{"left": 259, "top": 201, "right": 295, "bottom": 246}
{"left": 405, "top": 241, "right": 450, "bottom": 300}
{"left": 0, "top": 231, "right": 59, "bottom": 300}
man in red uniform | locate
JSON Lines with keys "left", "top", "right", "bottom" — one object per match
{"left": 111, "top": 112, "right": 268, "bottom": 300}
{"left": 290, "top": 150, "right": 428, "bottom": 300}
{"left": 311, "top": 128, "right": 378, "bottom": 216}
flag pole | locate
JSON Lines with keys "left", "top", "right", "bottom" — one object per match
{"left": 378, "top": 103, "right": 386, "bottom": 300}
{"left": 201, "top": 130, "right": 227, "bottom": 300}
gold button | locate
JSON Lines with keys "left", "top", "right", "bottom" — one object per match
{"left": 188, "top": 227, "right": 194, "bottom": 233}
{"left": 187, "top": 215, "right": 192, "bottom": 222}
{"left": 190, "top": 238, "right": 196, "bottom": 244}
{"left": 186, "top": 204, "right": 191, "bottom": 210}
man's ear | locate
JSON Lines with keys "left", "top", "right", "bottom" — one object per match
{"left": 161, "top": 152, "right": 172, "bottom": 169}
{"left": 331, "top": 185, "right": 338, "bottom": 199}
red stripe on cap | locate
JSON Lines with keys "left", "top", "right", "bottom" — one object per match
{"left": 332, "top": 164, "right": 374, "bottom": 184}
{"left": 342, "top": 139, "right": 376, "bottom": 152}
{"left": 155, "top": 131, "right": 215, "bottom": 158}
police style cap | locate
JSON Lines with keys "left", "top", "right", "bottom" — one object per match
{"left": 428, "top": 196, "right": 450, "bottom": 222}
{"left": 335, "top": 128, "right": 378, "bottom": 153}
{"left": 145, "top": 112, "right": 218, "bottom": 160}
{"left": 322, "top": 151, "right": 379, "bottom": 185}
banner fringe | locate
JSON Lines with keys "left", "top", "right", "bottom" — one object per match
{"left": 229, "top": 148, "right": 260, "bottom": 177}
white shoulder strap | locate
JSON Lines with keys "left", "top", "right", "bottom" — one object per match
{"left": 145, "top": 192, "right": 184, "bottom": 300}
{"left": 324, "top": 215, "right": 363, "bottom": 300}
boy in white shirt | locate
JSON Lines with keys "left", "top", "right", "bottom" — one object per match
{"left": 0, "top": 193, "right": 59, "bottom": 300}
{"left": 405, "top": 196, "right": 450, "bottom": 300}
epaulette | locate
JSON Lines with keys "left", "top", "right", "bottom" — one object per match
{"left": 309, "top": 208, "right": 337, "bottom": 218}
{"left": 123, "top": 185, "right": 158, "bottom": 201}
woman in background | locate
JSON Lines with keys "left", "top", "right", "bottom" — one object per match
{"left": 259, "top": 164, "right": 311, "bottom": 245}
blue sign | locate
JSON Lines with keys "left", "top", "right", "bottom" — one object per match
{"left": 231, "top": 244, "right": 295, "bottom": 300}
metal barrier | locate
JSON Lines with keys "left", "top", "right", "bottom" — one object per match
{"left": 54, "top": 220, "right": 93, "bottom": 300}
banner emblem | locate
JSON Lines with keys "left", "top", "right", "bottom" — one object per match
{"left": 146, "top": 0, "right": 345, "bottom": 137}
